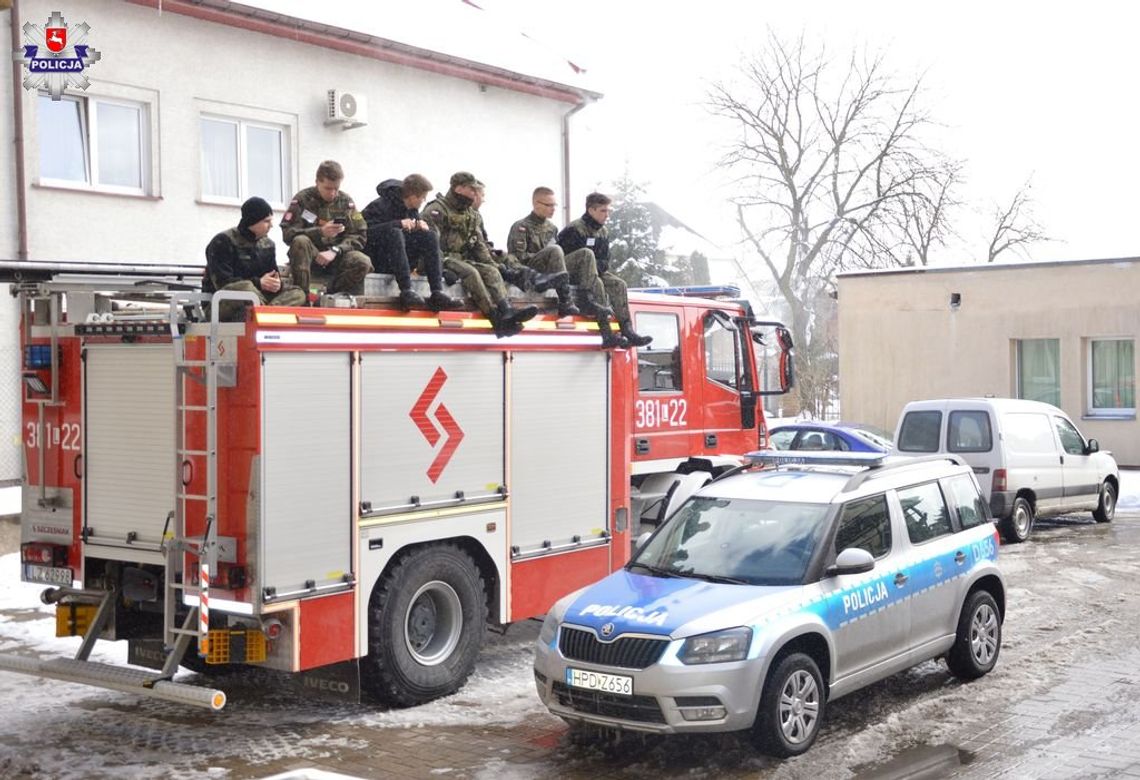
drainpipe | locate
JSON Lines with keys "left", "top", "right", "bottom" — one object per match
{"left": 560, "top": 99, "right": 590, "bottom": 226}
{"left": 9, "top": 0, "right": 29, "bottom": 261}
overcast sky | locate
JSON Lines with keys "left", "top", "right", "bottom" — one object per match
{"left": 482, "top": 0, "right": 1140, "bottom": 267}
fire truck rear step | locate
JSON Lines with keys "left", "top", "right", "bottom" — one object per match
{"left": 0, "top": 654, "right": 226, "bottom": 710}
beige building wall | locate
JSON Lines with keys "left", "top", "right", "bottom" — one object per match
{"left": 838, "top": 258, "right": 1140, "bottom": 466}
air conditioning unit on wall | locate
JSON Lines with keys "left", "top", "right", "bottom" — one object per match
{"left": 325, "top": 89, "right": 367, "bottom": 129}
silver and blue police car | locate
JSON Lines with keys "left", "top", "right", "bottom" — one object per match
{"left": 534, "top": 452, "right": 1005, "bottom": 756}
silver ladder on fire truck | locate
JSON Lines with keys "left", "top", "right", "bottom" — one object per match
{"left": 0, "top": 259, "right": 229, "bottom": 708}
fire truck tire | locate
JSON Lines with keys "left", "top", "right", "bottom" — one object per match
{"left": 363, "top": 543, "right": 487, "bottom": 706}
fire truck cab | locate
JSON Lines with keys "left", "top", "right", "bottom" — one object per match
{"left": 0, "top": 264, "right": 791, "bottom": 710}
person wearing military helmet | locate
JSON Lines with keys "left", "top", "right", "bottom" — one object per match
{"left": 281, "top": 160, "right": 372, "bottom": 301}
{"left": 203, "top": 196, "right": 306, "bottom": 322}
{"left": 421, "top": 172, "right": 537, "bottom": 337}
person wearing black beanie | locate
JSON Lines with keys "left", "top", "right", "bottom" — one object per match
{"left": 203, "top": 196, "right": 306, "bottom": 321}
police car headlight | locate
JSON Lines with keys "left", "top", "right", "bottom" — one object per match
{"left": 538, "top": 612, "right": 558, "bottom": 645}
{"left": 678, "top": 627, "right": 752, "bottom": 665}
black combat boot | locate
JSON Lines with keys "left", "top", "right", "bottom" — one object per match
{"left": 398, "top": 289, "right": 426, "bottom": 311}
{"left": 619, "top": 319, "right": 653, "bottom": 348}
{"left": 531, "top": 269, "right": 568, "bottom": 293}
{"left": 595, "top": 306, "right": 621, "bottom": 348}
{"left": 427, "top": 289, "right": 463, "bottom": 311}
{"left": 555, "top": 282, "right": 580, "bottom": 317}
{"left": 500, "top": 266, "right": 529, "bottom": 291}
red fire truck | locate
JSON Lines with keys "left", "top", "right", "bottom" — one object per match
{"left": 0, "top": 263, "right": 791, "bottom": 710}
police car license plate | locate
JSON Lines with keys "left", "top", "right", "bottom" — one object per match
{"left": 566, "top": 668, "right": 633, "bottom": 697}
{"left": 24, "top": 564, "right": 73, "bottom": 586}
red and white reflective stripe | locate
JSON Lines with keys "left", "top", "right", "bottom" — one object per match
{"left": 198, "top": 563, "right": 209, "bottom": 657}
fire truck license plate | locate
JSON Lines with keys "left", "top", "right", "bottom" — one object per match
{"left": 24, "top": 564, "right": 73, "bottom": 585}
{"left": 566, "top": 668, "right": 633, "bottom": 696}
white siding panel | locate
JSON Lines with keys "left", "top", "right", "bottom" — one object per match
{"left": 84, "top": 344, "right": 175, "bottom": 549}
{"left": 510, "top": 352, "right": 609, "bottom": 552}
{"left": 261, "top": 352, "right": 352, "bottom": 595}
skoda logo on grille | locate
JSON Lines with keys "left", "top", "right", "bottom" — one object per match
{"left": 600, "top": 622, "right": 615, "bottom": 638}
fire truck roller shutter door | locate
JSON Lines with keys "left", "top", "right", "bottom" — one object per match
{"left": 261, "top": 352, "right": 353, "bottom": 596}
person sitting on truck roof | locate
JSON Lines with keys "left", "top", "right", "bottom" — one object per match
{"left": 203, "top": 196, "right": 307, "bottom": 322}
{"left": 557, "top": 192, "right": 652, "bottom": 348}
{"left": 281, "top": 160, "right": 372, "bottom": 301}
{"left": 362, "top": 174, "right": 461, "bottom": 312}
{"left": 421, "top": 172, "right": 538, "bottom": 337}
{"left": 501, "top": 186, "right": 581, "bottom": 319}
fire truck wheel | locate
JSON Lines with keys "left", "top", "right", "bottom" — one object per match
{"left": 364, "top": 543, "right": 487, "bottom": 706}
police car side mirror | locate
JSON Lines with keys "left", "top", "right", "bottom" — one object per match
{"left": 1086, "top": 438, "right": 1100, "bottom": 454}
{"left": 634, "top": 531, "right": 653, "bottom": 554}
{"left": 826, "top": 547, "right": 875, "bottom": 577}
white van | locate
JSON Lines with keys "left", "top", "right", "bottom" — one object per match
{"left": 894, "top": 398, "right": 1119, "bottom": 542}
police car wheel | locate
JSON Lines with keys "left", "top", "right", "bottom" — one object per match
{"left": 1000, "top": 497, "right": 1034, "bottom": 543}
{"left": 1093, "top": 481, "right": 1116, "bottom": 524}
{"left": 946, "top": 590, "right": 1001, "bottom": 680}
{"left": 753, "top": 652, "right": 825, "bottom": 757}
{"left": 362, "top": 544, "right": 487, "bottom": 707}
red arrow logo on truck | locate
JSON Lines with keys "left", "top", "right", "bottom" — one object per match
{"left": 409, "top": 367, "right": 465, "bottom": 483}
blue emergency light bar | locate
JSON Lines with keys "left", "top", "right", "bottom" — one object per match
{"left": 745, "top": 450, "right": 887, "bottom": 468}
{"left": 632, "top": 284, "right": 742, "bottom": 299}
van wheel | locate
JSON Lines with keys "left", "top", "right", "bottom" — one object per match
{"left": 1000, "top": 497, "right": 1034, "bottom": 543}
{"left": 946, "top": 590, "right": 1001, "bottom": 679}
{"left": 1093, "top": 481, "right": 1116, "bottom": 524}
{"left": 752, "top": 652, "right": 825, "bottom": 757}
{"left": 362, "top": 544, "right": 487, "bottom": 707}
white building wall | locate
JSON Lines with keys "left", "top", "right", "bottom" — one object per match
{"left": 17, "top": 0, "right": 572, "bottom": 265}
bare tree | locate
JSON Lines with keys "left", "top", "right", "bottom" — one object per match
{"left": 986, "top": 180, "right": 1052, "bottom": 262}
{"left": 897, "top": 158, "right": 964, "bottom": 266}
{"left": 708, "top": 32, "right": 944, "bottom": 414}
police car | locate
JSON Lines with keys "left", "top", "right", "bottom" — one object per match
{"left": 533, "top": 452, "right": 1005, "bottom": 757}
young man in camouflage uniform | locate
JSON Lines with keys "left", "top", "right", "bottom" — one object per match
{"left": 281, "top": 160, "right": 372, "bottom": 300}
{"left": 203, "top": 196, "right": 306, "bottom": 321}
{"left": 421, "top": 172, "right": 537, "bottom": 337}
{"left": 472, "top": 182, "right": 568, "bottom": 306}
{"left": 503, "top": 186, "right": 581, "bottom": 319}
{"left": 557, "top": 192, "right": 652, "bottom": 348}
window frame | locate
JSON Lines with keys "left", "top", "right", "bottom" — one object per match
{"left": 1015, "top": 338, "right": 1060, "bottom": 406}
{"left": 37, "top": 92, "right": 153, "bottom": 197}
{"left": 1086, "top": 337, "right": 1135, "bottom": 418}
{"left": 895, "top": 480, "right": 954, "bottom": 545}
{"left": 199, "top": 113, "right": 291, "bottom": 207}
{"left": 635, "top": 311, "right": 683, "bottom": 393}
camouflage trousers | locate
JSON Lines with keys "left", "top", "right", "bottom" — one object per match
{"left": 210, "top": 280, "right": 307, "bottom": 322}
{"left": 502, "top": 245, "right": 567, "bottom": 278}
{"left": 443, "top": 255, "right": 508, "bottom": 316}
{"left": 287, "top": 235, "right": 372, "bottom": 297}
{"left": 563, "top": 248, "right": 609, "bottom": 310}
{"left": 600, "top": 270, "right": 632, "bottom": 324}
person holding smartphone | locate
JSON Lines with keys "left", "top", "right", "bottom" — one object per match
{"left": 281, "top": 160, "right": 372, "bottom": 300}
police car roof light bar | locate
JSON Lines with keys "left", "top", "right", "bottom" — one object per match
{"left": 744, "top": 450, "right": 887, "bottom": 468}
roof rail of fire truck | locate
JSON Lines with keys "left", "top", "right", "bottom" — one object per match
{"left": 0, "top": 259, "right": 204, "bottom": 286}
{"left": 631, "top": 284, "right": 742, "bottom": 299}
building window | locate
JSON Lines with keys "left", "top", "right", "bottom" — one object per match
{"left": 200, "top": 116, "right": 288, "bottom": 205}
{"left": 1088, "top": 338, "right": 1135, "bottom": 415}
{"left": 38, "top": 94, "right": 149, "bottom": 193}
{"left": 1016, "top": 338, "right": 1060, "bottom": 406}
{"left": 636, "top": 313, "right": 681, "bottom": 392}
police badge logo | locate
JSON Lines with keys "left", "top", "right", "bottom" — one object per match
{"left": 19, "top": 11, "right": 102, "bottom": 100}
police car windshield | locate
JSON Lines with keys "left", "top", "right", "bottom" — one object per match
{"left": 632, "top": 496, "right": 830, "bottom": 586}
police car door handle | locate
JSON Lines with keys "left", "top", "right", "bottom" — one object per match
{"left": 954, "top": 551, "right": 967, "bottom": 565}
{"left": 894, "top": 572, "right": 908, "bottom": 587}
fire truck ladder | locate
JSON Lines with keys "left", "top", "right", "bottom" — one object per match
{"left": 161, "top": 291, "right": 253, "bottom": 681}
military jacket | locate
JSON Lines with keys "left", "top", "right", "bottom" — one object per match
{"left": 422, "top": 191, "right": 494, "bottom": 264}
{"left": 280, "top": 186, "right": 367, "bottom": 253}
{"left": 203, "top": 227, "right": 275, "bottom": 294}
{"left": 557, "top": 213, "right": 610, "bottom": 272}
{"left": 506, "top": 212, "right": 557, "bottom": 262}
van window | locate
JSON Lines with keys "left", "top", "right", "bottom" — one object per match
{"left": 1053, "top": 416, "right": 1086, "bottom": 455}
{"left": 898, "top": 411, "right": 942, "bottom": 453}
{"left": 835, "top": 495, "right": 891, "bottom": 558}
{"left": 1002, "top": 412, "right": 1055, "bottom": 454}
{"left": 897, "top": 482, "right": 953, "bottom": 543}
{"left": 948, "top": 411, "right": 993, "bottom": 453}
{"left": 942, "top": 474, "right": 989, "bottom": 529}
